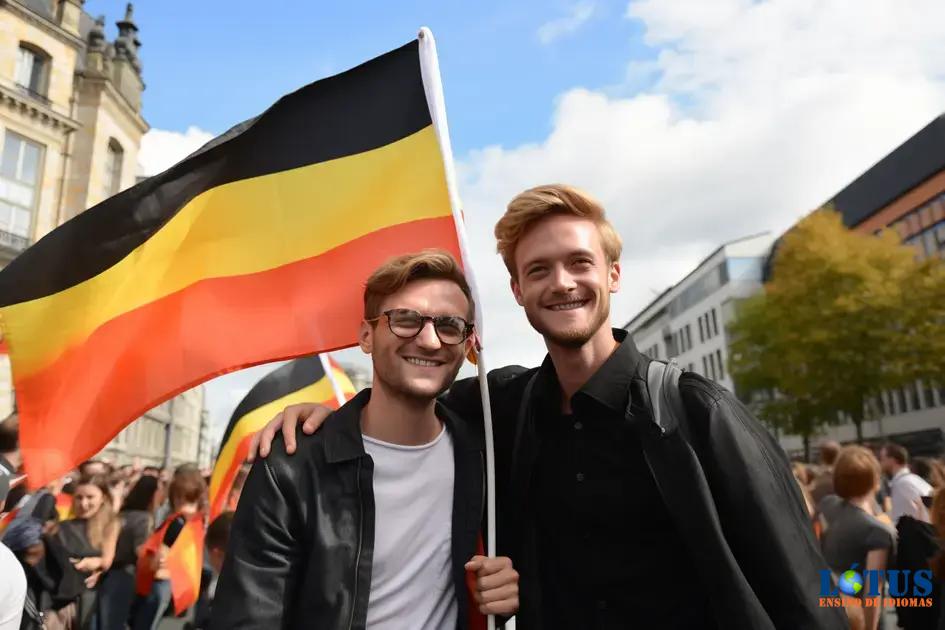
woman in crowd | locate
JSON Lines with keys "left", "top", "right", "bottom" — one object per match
{"left": 819, "top": 445, "right": 896, "bottom": 630}
{"left": 97, "top": 475, "right": 162, "bottom": 630}
{"left": 57, "top": 474, "right": 120, "bottom": 628}
{"left": 131, "top": 469, "right": 206, "bottom": 630}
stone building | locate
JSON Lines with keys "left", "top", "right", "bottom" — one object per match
{"left": 0, "top": 0, "right": 148, "bottom": 417}
{"left": 100, "top": 386, "right": 208, "bottom": 469}
{"left": 0, "top": 1, "right": 208, "bottom": 468}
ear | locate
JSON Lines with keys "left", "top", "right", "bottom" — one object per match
{"left": 510, "top": 277, "right": 525, "bottom": 307}
{"left": 608, "top": 261, "right": 621, "bottom": 294}
{"left": 358, "top": 320, "right": 374, "bottom": 354}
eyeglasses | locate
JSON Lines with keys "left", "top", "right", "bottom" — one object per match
{"left": 366, "top": 308, "right": 474, "bottom": 345}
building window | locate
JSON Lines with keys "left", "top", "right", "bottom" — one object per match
{"left": 716, "top": 349, "right": 724, "bottom": 380}
{"left": 104, "top": 139, "right": 124, "bottom": 198}
{"left": 15, "top": 44, "right": 51, "bottom": 99}
{"left": 711, "top": 308, "right": 719, "bottom": 336}
{"left": 685, "top": 325, "right": 692, "bottom": 352}
{"left": 923, "top": 381, "right": 935, "bottom": 409}
{"left": 897, "top": 387, "right": 907, "bottom": 413}
{"left": 0, "top": 131, "right": 44, "bottom": 242}
{"left": 910, "top": 382, "right": 921, "bottom": 411}
{"left": 698, "top": 316, "right": 705, "bottom": 343}
{"left": 702, "top": 356, "right": 709, "bottom": 376}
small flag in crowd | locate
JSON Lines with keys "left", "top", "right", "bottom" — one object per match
{"left": 0, "top": 39, "right": 463, "bottom": 487}
{"left": 165, "top": 516, "right": 206, "bottom": 615}
{"left": 136, "top": 513, "right": 206, "bottom": 615}
{"left": 54, "top": 491, "right": 72, "bottom": 521}
{"left": 208, "top": 355, "right": 356, "bottom": 519}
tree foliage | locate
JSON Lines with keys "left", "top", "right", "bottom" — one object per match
{"left": 729, "top": 208, "right": 945, "bottom": 444}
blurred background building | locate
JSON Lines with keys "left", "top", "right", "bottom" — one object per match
{"left": 623, "top": 113, "right": 945, "bottom": 458}
{"left": 624, "top": 232, "right": 775, "bottom": 394}
{"left": 100, "top": 386, "right": 209, "bottom": 469}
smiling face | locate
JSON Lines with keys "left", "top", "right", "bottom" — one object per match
{"left": 360, "top": 278, "right": 472, "bottom": 402}
{"left": 73, "top": 482, "right": 105, "bottom": 519}
{"left": 511, "top": 214, "right": 620, "bottom": 349}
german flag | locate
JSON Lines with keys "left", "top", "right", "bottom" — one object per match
{"left": 208, "top": 355, "right": 355, "bottom": 519}
{"left": 54, "top": 491, "right": 73, "bottom": 521}
{"left": 165, "top": 516, "right": 205, "bottom": 615}
{"left": 136, "top": 513, "right": 205, "bottom": 614}
{"left": 0, "top": 39, "right": 462, "bottom": 486}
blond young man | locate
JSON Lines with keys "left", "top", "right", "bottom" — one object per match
{"left": 213, "top": 252, "right": 518, "bottom": 630}
{"left": 254, "top": 186, "right": 846, "bottom": 629}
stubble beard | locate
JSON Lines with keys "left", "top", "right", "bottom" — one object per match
{"left": 528, "top": 293, "right": 611, "bottom": 349}
{"left": 373, "top": 356, "right": 464, "bottom": 405}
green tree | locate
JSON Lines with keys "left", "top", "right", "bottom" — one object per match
{"left": 729, "top": 208, "right": 945, "bottom": 445}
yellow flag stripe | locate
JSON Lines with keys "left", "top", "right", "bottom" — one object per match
{"left": 208, "top": 370, "right": 356, "bottom": 500}
{"left": 2, "top": 126, "right": 448, "bottom": 377}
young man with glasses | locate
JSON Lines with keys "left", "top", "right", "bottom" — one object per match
{"left": 211, "top": 251, "right": 518, "bottom": 630}
{"left": 253, "top": 185, "right": 846, "bottom": 629}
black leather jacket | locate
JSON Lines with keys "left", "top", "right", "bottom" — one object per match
{"left": 444, "top": 330, "right": 849, "bottom": 630}
{"left": 211, "top": 389, "right": 486, "bottom": 630}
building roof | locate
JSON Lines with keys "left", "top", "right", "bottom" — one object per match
{"left": 18, "top": 0, "right": 55, "bottom": 21}
{"left": 831, "top": 113, "right": 945, "bottom": 228}
{"left": 621, "top": 232, "right": 771, "bottom": 331}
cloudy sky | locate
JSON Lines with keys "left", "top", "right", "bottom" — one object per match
{"left": 84, "top": 0, "right": 945, "bottom": 444}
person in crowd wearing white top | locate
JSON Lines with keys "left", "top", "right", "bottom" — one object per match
{"left": 880, "top": 442, "right": 933, "bottom": 524}
{"left": 211, "top": 251, "right": 519, "bottom": 629}
{"left": 0, "top": 413, "right": 26, "bottom": 630}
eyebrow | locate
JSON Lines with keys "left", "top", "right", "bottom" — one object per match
{"left": 521, "top": 248, "right": 597, "bottom": 268}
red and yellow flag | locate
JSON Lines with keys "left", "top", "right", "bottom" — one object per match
{"left": 54, "top": 492, "right": 72, "bottom": 521}
{"left": 136, "top": 513, "right": 206, "bottom": 614}
{"left": 165, "top": 517, "right": 205, "bottom": 615}
{"left": 0, "top": 39, "right": 462, "bottom": 487}
{"left": 208, "top": 356, "right": 356, "bottom": 519}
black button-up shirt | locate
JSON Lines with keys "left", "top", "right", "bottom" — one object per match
{"left": 531, "top": 330, "right": 714, "bottom": 629}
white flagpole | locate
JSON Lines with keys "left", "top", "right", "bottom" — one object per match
{"left": 318, "top": 353, "right": 347, "bottom": 408}
{"left": 418, "top": 26, "right": 499, "bottom": 630}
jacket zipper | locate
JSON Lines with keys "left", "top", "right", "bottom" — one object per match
{"left": 349, "top": 458, "right": 364, "bottom": 630}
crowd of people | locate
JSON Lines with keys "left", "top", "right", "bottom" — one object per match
{"left": 0, "top": 412, "right": 235, "bottom": 630}
{"left": 792, "top": 441, "right": 944, "bottom": 630}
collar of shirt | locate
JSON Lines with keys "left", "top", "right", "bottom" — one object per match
{"left": 534, "top": 328, "right": 648, "bottom": 416}
{"left": 891, "top": 468, "right": 911, "bottom": 483}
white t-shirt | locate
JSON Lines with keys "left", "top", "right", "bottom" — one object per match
{"left": 889, "top": 467, "right": 933, "bottom": 524}
{"left": 362, "top": 426, "right": 456, "bottom": 630}
{"left": 0, "top": 542, "right": 25, "bottom": 630}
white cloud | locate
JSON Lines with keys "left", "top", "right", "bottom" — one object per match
{"left": 537, "top": 1, "right": 597, "bottom": 45}
{"left": 205, "top": 0, "right": 945, "bottom": 431}
{"left": 137, "top": 126, "right": 216, "bottom": 177}
{"left": 458, "top": 0, "right": 945, "bottom": 371}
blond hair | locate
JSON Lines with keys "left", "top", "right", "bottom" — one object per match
{"left": 494, "top": 184, "right": 622, "bottom": 276}
{"left": 833, "top": 446, "right": 880, "bottom": 500}
{"left": 75, "top": 474, "right": 118, "bottom": 550}
{"left": 363, "top": 250, "right": 474, "bottom": 320}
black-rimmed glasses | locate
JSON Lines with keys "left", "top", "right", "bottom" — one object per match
{"left": 366, "top": 308, "right": 474, "bottom": 345}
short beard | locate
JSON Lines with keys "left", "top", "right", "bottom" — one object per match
{"left": 528, "top": 295, "right": 611, "bottom": 350}
{"left": 373, "top": 360, "right": 464, "bottom": 406}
